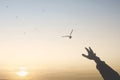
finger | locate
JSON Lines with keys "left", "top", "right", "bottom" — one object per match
{"left": 85, "top": 47, "right": 90, "bottom": 54}
{"left": 94, "top": 53, "right": 96, "bottom": 56}
{"left": 89, "top": 47, "right": 94, "bottom": 53}
{"left": 82, "top": 54, "right": 89, "bottom": 58}
{"left": 89, "top": 47, "right": 96, "bottom": 55}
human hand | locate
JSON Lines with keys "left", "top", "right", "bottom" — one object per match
{"left": 82, "top": 47, "right": 97, "bottom": 60}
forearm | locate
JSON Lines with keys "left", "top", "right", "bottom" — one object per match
{"left": 94, "top": 56, "right": 120, "bottom": 80}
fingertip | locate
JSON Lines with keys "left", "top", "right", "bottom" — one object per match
{"left": 85, "top": 47, "right": 87, "bottom": 50}
{"left": 82, "top": 54, "right": 86, "bottom": 56}
{"left": 85, "top": 47, "right": 89, "bottom": 51}
{"left": 88, "top": 46, "right": 91, "bottom": 49}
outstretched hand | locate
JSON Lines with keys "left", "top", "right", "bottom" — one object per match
{"left": 82, "top": 47, "right": 97, "bottom": 60}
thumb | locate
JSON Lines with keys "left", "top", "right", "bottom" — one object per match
{"left": 82, "top": 54, "right": 89, "bottom": 58}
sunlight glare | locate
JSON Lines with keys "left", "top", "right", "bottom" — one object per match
{"left": 16, "top": 66, "right": 28, "bottom": 77}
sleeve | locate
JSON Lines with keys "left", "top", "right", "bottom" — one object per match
{"left": 96, "top": 60, "right": 120, "bottom": 80}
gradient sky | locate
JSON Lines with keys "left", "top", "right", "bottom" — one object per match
{"left": 0, "top": 0, "right": 120, "bottom": 77}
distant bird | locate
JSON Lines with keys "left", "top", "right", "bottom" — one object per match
{"left": 5, "top": 5, "right": 8, "bottom": 8}
{"left": 24, "top": 32, "right": 26, "bottom": 35}
{"left": 62, "top": 29, "right": 73, "bottom": 39}
{"left": 16, "top": 16, "right": 18, "bottom": 19}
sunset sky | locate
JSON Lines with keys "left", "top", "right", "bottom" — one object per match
{"left": 0, "top": 0, "right": 120, "bottom": 79}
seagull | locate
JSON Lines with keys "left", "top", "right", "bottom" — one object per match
{"left": 62, "top": 29, "right": 73, "bottom": 39}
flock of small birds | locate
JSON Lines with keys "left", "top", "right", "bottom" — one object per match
{"left": 1, "top": 0, "right": 74, "bottom": 39}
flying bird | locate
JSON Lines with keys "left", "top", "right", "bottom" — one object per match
{"left": 62, "top": 29, "right": 73, "bottom": 39}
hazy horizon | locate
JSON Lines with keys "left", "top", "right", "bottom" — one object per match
{"left": 0, "top": 68, "right": 102, "bottom": 80}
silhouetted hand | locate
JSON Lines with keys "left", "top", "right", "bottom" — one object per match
{"left": 82, "top": 47, "right": 97, "bottom": 60}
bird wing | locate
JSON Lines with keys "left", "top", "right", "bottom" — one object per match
{"left": 70, "top": 29, "right": 73, "bottom": 36}
{"left": 62, "top": 35, "right": 70, "bottom": 37}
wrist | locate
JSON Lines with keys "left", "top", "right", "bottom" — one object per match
{"left": 94, "top": 56, "right": 101, "bottom": 63}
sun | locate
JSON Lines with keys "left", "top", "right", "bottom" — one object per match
{"left": 16, "top": 66, "right": 28, "bottom": 77}
{"left": 17, "top": 70, "right": 28, "bottom": 77}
